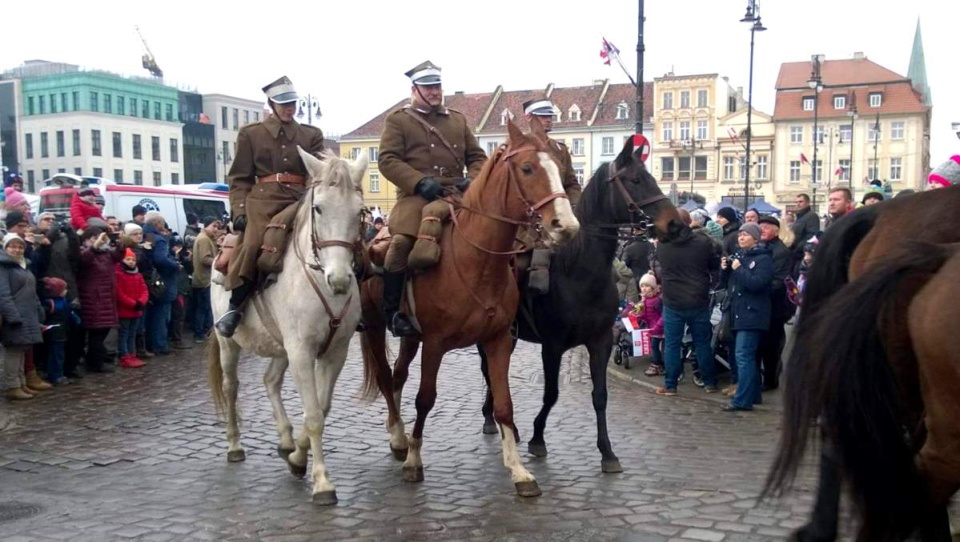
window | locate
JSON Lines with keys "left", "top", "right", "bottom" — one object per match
{"left": 868, "top": 162, "right": 879, "bottom": 180}
{"left": 679, "top": 121, "right": 691, "bottom": 141}
{"left": 552, "top": 107, "right": 561, "bottom": 123}
{"left": 142, "top": 100, "right": 150, "bottom": 118}
{"left": 133, "top": 134, "right": 142, "bottom": 159}
{"left": 833, "top": 95, "right": 846, "bottom": 109}
{"left": 697, "top": 89, "right": 708, "bottom": 108}
{"left": 182, "top": 198, "right": 225, "bottom": 223}
{"left": 696, "top": 119, "right": 708, "bottom": 140}
{"left": 27, "top": 171, "right": 35, "bottom": 192}
{"left": 153, "top": 172, "right": 162, "bottom": 186}
{"left": 680, "top": 91, "right": 690, "bottom": 109}
{"left": 740, "top": 159, "right": 748, "bottom": 181}
{"left": 839, "top": 159, "right": 851, "bottom": 181}
{"left": 56, "top": 131, "right": 64, "bottom": 157}
{"left": 112, "top": 132, "right": 122, "bottom": 158}
{"left": 661, "top": 121, "right": 673, "bottom": 142}
{"left": 678, "top": 156, "right": 691, "bottom": 180}
{"left": 346, "top": 147, "right": 358, "bottom": 160}
{"left": 662, "top": 92, "right": 673, "bottom": 110}
{"left": 889, "top": 157, "right": 902, "bottom": 180}
{"left": 27, "top": 97, "right": 35, "bottom": 115}
{"left": 72, "top": 129, "right": 80, "bottom": 156}
{"left": 221, "top": 106, "right": 228, "bottom": 129}
{"left": 129, "top": 98, "right": 137, "bottom": 117}
{"left": 42, "top": 169, "right": 50, "bottom": 181}
{"left": 891, "top": 121, "right": 904, "bottom": 140}
{"left": 868, "top": 122, "right": 882, "bottom": 142}
{"left": 789, "top": 160, "right": 801, "bottom": 183}
{"left": 869, "top": 93, "right": 882, "bottom": 107}
{"left": 790, "top": 126, "right": 803, "bottom": 143}
{"left": 25, "top": 134, "right": 33, "bottom": 159}
{"left": 254, "top": 112, "right": 260, "bottom": 122}
{"left": 166, "top": 104, "right": 173, "bottom": 121}
{"left": 615, "top": 103, "right": 629, "bottom": 120}
{"left": 154, "top": 102, "right": 161, "bottom": 120}
{"left": 601, "top": 137, "right": 615, "bottom": 155}
{"left": 58, "top": 168, "right": 66, "bottom": 173}
{"left": 117, "top": 96, "right": 125, "bottom": 116}
{"left": 134, "top": 170, "right": 143, "bottom": 185}
{"left": 93, "top": 167, "right": 102, "bottom": 177}
{"left": 244, "top": 110, "right": 250, "bottom": 125}
{"left": 568, "top": 106, "right": 581, "bottom": 122}
{"left": 49, "top": 94, "right": 57, "bottom": 113}
{"left": 370, "top": 173, "right": 381, "bottom": 193}
{"left": 660, "top": 157, "right": 675, "bottom": 180}
{"left": 757, "top": 155, "right": 768, "bottom": 180}
{"left": 573, "top": 164, "right": 585, "bottom": 185}
{"left": 694, "top": 156, "right": 707, "bottom": 180}
{"left": 73, "top": 168, "right": 81, "bottom": 176}
{"left": 367, "top": 146, "right": 379, "bottom": 163}
{"left": 171, "top": 173, "right": 179, "bottom": 184}
{"left": 152, "top": 136, "right": 161, "bottom": 161}
{"left": 232, "top": 108, "right": 239, "bottom": 130}
{"left": 39, "top": 95, "right": 46, "bottom": 114}
{"left": 572, "top": 138, "right": 584, "bottom": 156}
{"left": 170, "top": 138, "right": 179, "bottom": 162}
{"left": 486, "top": 141, "right": 499, "bottom": 155}
{"left": 104, "top": 94, "right": 112, "bottom": 114}
{"left": 814, "top": 160, "right": 823, "bottom": 184}
{"left": 221, "top": 141, "right": 231, "bottom": 165}
{"left": 814, "top": 126, "right": 825, "bottom": 144}
{"left": 41, "top": 132, "right": 49, "bottom": 158}
{"left": 803, "top": 97, "right": 814, "bottom": 111}
{"left": 90, "top": 92, "right": 98, "bottom": 112}
{"left": 500, "top": 109, "right": 513, "bottom": 125}
{"left": 113, "top": 169, "right": 124, "bottom": 183}
{"left": 839, "top": 124, "right": 852, "bottom": 143}
{"left": 723, "top": 156, "right": 735, "bottom": 180}
{"left": 61, "top": 93, "right": 68, "bottom": 112}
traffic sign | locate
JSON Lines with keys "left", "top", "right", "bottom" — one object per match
{"left": 632, "top": 134, "right": 650, "bottom": 162}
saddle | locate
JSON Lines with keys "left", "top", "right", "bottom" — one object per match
{"left": 256, "top": 202, "right": 301, "bottom": 274}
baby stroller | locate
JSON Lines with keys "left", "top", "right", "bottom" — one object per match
{"left": 679, "top": 289, "right": 731, "bottom": 386}
{"left": 612, "top": 301, "right": 642, "bottom": 370}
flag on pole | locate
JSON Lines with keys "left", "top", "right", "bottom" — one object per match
{"left": 834, "top": 166, "right": 845, "bottom": 177}
{"left": 199, "top": 113, "right": 211, "bottom": 124}
{"left": 600, "top": 37, "right": 637, "bottom": 86}
{"left": 800, "top": 152, "right": 810, "bottom": 164}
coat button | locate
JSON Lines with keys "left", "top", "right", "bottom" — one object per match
{"left": 433, "top": 166, "right": 438, "bottom": 170}
{"left": 454, "top": 144, "right": 458, "bottom": 148}
{"left": 431, "top": 144, "right": 435, "bottom": 148}
{"left": 283, "top": 158, "right": 288, "bottom": 161}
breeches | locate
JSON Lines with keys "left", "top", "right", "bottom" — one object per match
{"left": 384, "top": 234, "right": 415, "bottom": 273}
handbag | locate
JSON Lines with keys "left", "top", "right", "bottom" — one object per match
{"left": 146, "top": 269, "right": 166, "bottom": 303}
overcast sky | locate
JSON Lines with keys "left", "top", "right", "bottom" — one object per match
{"left": 3, "top": 0, "right": 956, "bottom": 166}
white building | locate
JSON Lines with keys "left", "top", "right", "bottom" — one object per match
{"left": 202, "top": 94, "right": 265, "bottom": 182}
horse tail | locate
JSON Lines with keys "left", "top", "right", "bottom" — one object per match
{"left": 764, "top": 206, "right": 880, "bottom": 498}
{"left": 208, "top": 337, "right": 226, "bottom": 419}
{"left": 771, "top": 242, "right": 954, "bottom": 539}
{"left": 359, "top": 330, "right": 385, "bottom": 403}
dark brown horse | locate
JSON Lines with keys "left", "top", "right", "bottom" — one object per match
{"left": 764, "top": 186, "right": 960, "bottom": 541}
{"left": 359, "top": 119, "right": 579, "bottom": 497}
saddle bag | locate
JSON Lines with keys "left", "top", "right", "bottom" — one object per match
{"left": 257, "top": 202, "right": 301, "bottom": 274}
{"left": 408, "top": 199, "right": 453, "bottom": 272}
{"left": 367, "top": 227, "right": 392, "bottom": 269}
{"left": 214, "top": 233, "right": 239, "bottom": 275}
{"left": 527, "top": 248, "right": 553, "bottom": 295}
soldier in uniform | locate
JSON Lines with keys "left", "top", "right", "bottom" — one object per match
{"left": 517, "top": 97, "right": 582, "bottom": 291}
{"left": 215, "top": 76, "right": 325, "bottom": 337}
{"left": 378, "top": 60, "right": 487, "bottom": 337}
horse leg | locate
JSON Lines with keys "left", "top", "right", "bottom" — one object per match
{"left": 483, "top": 331, "right": 541, "bottom": 498}
{"left": 401, "top": 342, "right": 442, "bottom": 484}
{"left": 284, "top": 348, "right": 335, "bottom": 503}
{"left": 388, "top": 336, "right": 418, "bottom": 460}
{"left": 791, "top": 436, "right": 841, "bottom": 542}
{"left": 362, "top": 326, "right": 408, "bottom": 461}
{"left": 479, "top": 344, "right": 497, "bottom": 435}
{"left": 264, "top": 356, "right": 296, "bottom": 459}
{"left": 528, "top": 343, "right": 562, "bottom": 458}
{"left": 586, "top": 333, "right": 622, "bottom": 473}
{"left": 304, "top": 345, "right": 349, "bottom": 506}
{"left": 220, "top": 339, "right": 246, "bottom": 463}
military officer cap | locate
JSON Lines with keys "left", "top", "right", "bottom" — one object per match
{"left": 523, "top": 97, "right": 555, "bottom": 116}
{"left": 405, "top": 61, "right": 442, "bottom": 86}
{"left": 262, "top": 75, "right": 299, "bottom": 104}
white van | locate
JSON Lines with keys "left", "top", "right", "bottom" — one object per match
{"left": 39, "top": 174, "right": 230, "bottom": 235}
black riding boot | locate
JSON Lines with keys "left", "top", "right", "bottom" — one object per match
{"left": 215, "top": 282, "right": 252, "bottom": 338}
{"left": 382, "top": 271, "right": 416, "bottom": 337}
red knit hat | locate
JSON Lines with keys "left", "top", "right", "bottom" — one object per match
{"left": 42, "top": 277, "right": 67, "bottom": 297}
{"left": 124, "top": 248, "right": 136, "bottom": 260}
{"left": 928, "top": 155, "right": 960, "bottom": 188}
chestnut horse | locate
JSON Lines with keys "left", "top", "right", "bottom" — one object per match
{"left": 764, "top": 186, "right": 960, "bottom": 541}
{"left": 359, "top": 119, "right": 579, "bottom": 497}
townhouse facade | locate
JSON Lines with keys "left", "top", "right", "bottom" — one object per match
{"left": 201, "top": 94, "right": 266, "bottom": 182}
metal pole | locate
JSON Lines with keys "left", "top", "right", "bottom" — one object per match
{"left": 848, "top": 113, "right": 855, "bottom": 187}
{"left": 811, "top": 75, "right": 820, "bottom": 188}
{"left": 636, "top": 0, "right": 645, "bottom": 135}
{"left": 873, "top": 111, "right": 880, "bottom": 181}
{"left": 743, "top": 25, "right": 756, "bottom": 211}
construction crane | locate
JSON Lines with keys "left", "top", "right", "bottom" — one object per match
{"left": 135, "top": 25, "right": 164, "bottom": 79}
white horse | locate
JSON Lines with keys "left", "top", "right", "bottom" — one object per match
{"left": 208, "top": 147, "right": 366, "bottom": 504}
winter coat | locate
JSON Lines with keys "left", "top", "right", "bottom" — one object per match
{"left": 622, "top": 239, "right": 652, "bottom": 279}
{"left": 720, "top": 220, "right": 742, "bottom": 257}
{"left": 143, "top": 223, "right": 180, "bottom": 303}
{"left": 636, "top": 293, "right": 664, "bottom": 337}
{"left": 191, "top": 230, "right": 217, "bottom": 288}
{"left": 722, "top": 244, "right": 774, "bottom": 332}
{"left": 69, "top": 195, "right": 105, "bottom": 232}
{"left": 77, "top": 243, "right": 123, "bottom": 329}
{"left": 42, "top": 296, "right": 73, "bottom": 342}
{"left": 766, "top": 237, "right": 795, "bottom": 322}
{"left": 0, "top": 252, "right": 45, "bottom": 347}
{"left": 116, "top": 264, "right": 149, "bottom": 319}
{"left": 33, "top": 221, "right": 81, "bottom": 301}
{"left": 657, "top": 228, "right": 722, "bottom": 311}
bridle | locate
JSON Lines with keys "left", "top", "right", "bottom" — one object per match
{"left": 579, "top": 162, "right": 669, "bottom": 241}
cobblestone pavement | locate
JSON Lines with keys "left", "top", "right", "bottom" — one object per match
{"left": 0, "top": 338, "right": 827, "bottom": 541}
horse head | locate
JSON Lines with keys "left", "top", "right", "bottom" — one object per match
{"left": 491, "top": 118, "right": 579, "bottom": 246}
{"left": 297, "top": 147, "right": 367, "bottom": 295}
{"left": 607, "top": 139, "right": 684, "bottom": 242}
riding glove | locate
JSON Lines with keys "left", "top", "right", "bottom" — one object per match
{"left": 415, "top": 177, "right": 444, "bottom": 201}
{"left": 456, "top": 177, "right": 471, "bottom": 193}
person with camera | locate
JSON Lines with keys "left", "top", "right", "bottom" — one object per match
{"left": 142, "top": 211, "right": 179, "bottom": 356}
{"left": 77, "top": 227, "right": 125, "bottom": 373}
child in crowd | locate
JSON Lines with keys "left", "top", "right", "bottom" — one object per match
{"left": 69, "top": 188, "right": 105, "bottom": 233}
{"left": 116, "top": 248, "right": 148, "bottom": 369}
{"left": 40, "top": 277, "right": 75, "bottom": 385}
{"left": 637, "top": 272, "right": 665, "bottom": 377}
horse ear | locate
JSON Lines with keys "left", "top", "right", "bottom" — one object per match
{"left": 348, "top": 153, "right": 369, "bottom": 192}
{"left": 298, "top": 146, "right": 328, "bottom": 182}
{"left": 615, "top": 137, "right": 635, "bottom": 168}
{"left": 506, "top": 118, "right": 525, "bottom": 145}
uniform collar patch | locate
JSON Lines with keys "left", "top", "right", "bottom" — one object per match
{"left": 264, "top": 115, "right": 300, "bottom": 141}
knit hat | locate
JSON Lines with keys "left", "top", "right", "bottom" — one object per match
{"left": 2, "top": 232, "right": 25, "bottom": 249}
{"left": 739, "top": 222, "right": 761, "bottom": 241}
{"left": 928, "top": 155, "right": 960, "bottom": 188}
{"left": 42, "top": 277, "right": 67, "bottom": 297}
{"left": 716, "top": 207, "right": 739, "bottom": 223}
{"left": 4, "top": 210, "right": 26, "bottom": 229}
{"left": 639, "top": 272, "right": 658, "bottom": 289}
{"left": 4, "top": 187, "right": 27, "bottom": 209}
{"left": 123, "top": 223, "right": 142, "bottom": 235}
{"left": 131, "top": 204, "right": 148, "bottom": 218}
{"left": 704, "top": 220, "right": 724, "bottom": 241}
{"left": 861, "top": 191, "right": 884, "bottom": 204}
{"left": 124, "top": 247, "right": 136, "bottom": 260}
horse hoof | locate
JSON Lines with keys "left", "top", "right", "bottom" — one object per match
{"left": 601, "top": 459, "right": 623, "bottom": 473}
{"left": 402, "top": 466, "right": 424, "bottom": 483}
{"left": 482, "top": 420, "right": 498, "bottom": 435}
{"left": 312, "top": 490, "right": 338, "bottom": 506}
{"left": 514, "top": 480, "right": 542, "bottom": 498}
{"left": 277, "top": 446, "right": 295, "bottom": 460}
{"left": 527, "top": 441, "right": 548, "bottom": 458}
{"left": 287, "top": 461, "right": 308, "bottom": 478}
{"left": 227, "top": 450, "right": 246, "bottom": 463}
{"left": 390, "top": 445, "right": 408, "bottom": 461}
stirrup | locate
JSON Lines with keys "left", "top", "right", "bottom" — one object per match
{"left": 387, "top": 312, "right": 417, "bottom": 338}
{"left": 215, "top": 309, "right": 242, "bottom": 338}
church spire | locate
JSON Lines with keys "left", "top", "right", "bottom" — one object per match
{"left": 907, "top": 18, "right": 932, "bottom": 107}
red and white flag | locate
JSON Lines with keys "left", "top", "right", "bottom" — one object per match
{"left": 800, "top": 152, "right": 810, "bottom": 164}
{"left": 600, "top": 38, "right": 620, "bottom": 65}
{"left": 834, "top": 166, "right": 845, "bottom": 177}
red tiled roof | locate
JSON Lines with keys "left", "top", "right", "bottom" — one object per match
{"left": 341, "top": 92, "right": 495, "bottom": 139}
{"left": 546, "top": 84, "right": 605, "bottom": 130}
{"left": 340, "top": 98, "right": 407, "bottom": 139}
{"left": 593, "top": 82, "right": 653, "bottom": 127}
{"left": 775, "top": 56, "right": 907, "bottom": 89}
{"left": 774, "top": 83, "right": 928, "bottom": 121}
{"left": 477, "top": 87, "right": 551, "bottom": 134}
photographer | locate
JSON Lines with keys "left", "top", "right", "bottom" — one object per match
{"left": 77, "top": 227, "right": 124, "bottom": 373}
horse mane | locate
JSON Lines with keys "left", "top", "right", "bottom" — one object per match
{"left": 461, "top": 145, "right": 503, "bottom": 209}
{"left": 554, "top": 162, "right": 616, "bottom": 272}
{"left": 295, "top": 151, "right": 362, "bottom": 226}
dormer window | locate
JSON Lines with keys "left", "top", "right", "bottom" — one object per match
{"left": 552, "top": 107, "right": 561, "bottom": 123}
{"left": 833, "top": 95, "right": 846, "bottom": 110}
{"left": 500, "top": 109, "right": 514, "bottom": 125}
{"left": 869, "top": 92, "right": 882, "bottom": 107}
{"left": 616, "top": 102, "right": 629, "bottom": 120}
{"left": 803, "top": 97, "right": 815, "bottom": 111}
{"left": 568, "top": 104, "right": 581, "bottom": 122}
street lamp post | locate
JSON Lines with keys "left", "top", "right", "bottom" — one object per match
{"left": 872, "top": 111, "right": 881, "bottom": 182}
{"left": 847, "top": 98, "right": 858, "bottom": 188}
{"left": 740, "top": 1, "right": 766, "bottom": 212}
{"left": 636, "top": 0, "right": 645, "bottom": 135}
{"left": 808, "top": 56, "right": 823, "bottom": 214}
{"left": 683, "top": 137, "right": 703, "bottom": 196}
{"left": 297, "top": 94, "right": 322, "bottom": 126}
